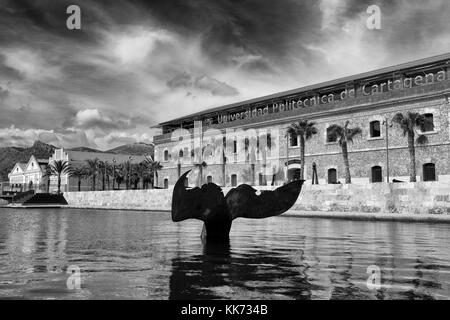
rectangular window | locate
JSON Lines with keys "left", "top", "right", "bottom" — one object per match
{"left": 423, "top": 114, "right": 434, "bottom": 132}
{"left": 370, "top": 121, "right": 381, "bottom": 138}
{"left": 326, "top": 128, "right": 337, "bottom": 143}
{"left": 290, "top": 133, "right": 298, "bottom": 147}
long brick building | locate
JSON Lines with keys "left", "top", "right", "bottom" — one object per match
{"left": 153, "top": 53, "right": 450, "bottom": 188}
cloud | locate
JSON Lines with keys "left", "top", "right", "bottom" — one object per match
{"left": 167, "top": 72, "right": 239, "bottom": 96}
{"left": 109, "top": 28, "right": 174, "bottom": 65}
{"left": 0, "top": 125, "right": 96, "bottom": 149}
{"left": 75, "top": 109, "right": 118, "bottom": 130}
{"left": 1, "top": 0, "right": 450, "bottom": 149}
{"left": 1, "top": 48, "right": 61, "bottom": 81}
{"left": 0, "top": 86, "right": 9, "bottom": 101}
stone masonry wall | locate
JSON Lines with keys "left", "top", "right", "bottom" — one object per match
{"left": 64, "top": 189, "right": 172, "bottom": 211}
{"left": 64, "top": 182, "right": 450, "bottom": 215}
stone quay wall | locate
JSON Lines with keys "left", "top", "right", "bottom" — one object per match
{"left": 63, "top": 182, "right": 450, "bottom": 215}
{"left": 64, "top": 189, "right": 172, "bottom": 211}
{"left": 294, "top": 182, "right": 450, "bottom": 215}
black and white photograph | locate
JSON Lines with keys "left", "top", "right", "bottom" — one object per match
{"left": 0, "top": 0, "right": 449, "bottom": 308}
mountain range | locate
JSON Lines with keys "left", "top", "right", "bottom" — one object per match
{"left": 0, "top": 141, "right": 154, "bottom": 181}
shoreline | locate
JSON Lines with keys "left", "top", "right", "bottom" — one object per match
{"left": 2, "top": 204, "right": 450, "bottom": 224}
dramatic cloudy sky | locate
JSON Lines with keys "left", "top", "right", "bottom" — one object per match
{"left": 0, "top": 0, "right": 449, "bottom": 149}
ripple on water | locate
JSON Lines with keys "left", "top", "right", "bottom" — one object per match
{"left": 0, "top": 208, "right": 449, "bottom": 299}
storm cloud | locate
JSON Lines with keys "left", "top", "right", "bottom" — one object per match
{"left": 0, "top": 0, "right": 449, "bottom": 149}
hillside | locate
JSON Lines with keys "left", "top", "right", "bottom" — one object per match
{"left": 106, "top": 142, "right": 154, "bottom": 156}
{"left": 69, "top": 146, "right": 103, "bottom": 153}
{"left": 0, "top": 141, "right": 56, "bottom": 181}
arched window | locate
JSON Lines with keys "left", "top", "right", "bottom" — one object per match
{"left": 179, "top": 149, "right": 184, "bottom": 158}
{"left": 207, "top": 175, "right": 213, "bottom": 184}
{"left": 328, "top": 168, "right": 337, "bottom": 184}
{"left": 231, "top": 174, "right": 237, "bottom": 187}
{"left": 164, "top": 150, "right": 169, "bottom": 162}
{"left": 163, "top": 179, "right": 169, "bottom": 189}
{"left": 369, "top": 121, "right": 381, "bottom": 138}
{"left": 371, "top": 166, "right": 383, "bottom": 183}
{"left": 423, "top": 163, "right": 436, "bottom": 181}
{"left": 326, "top": 127, "right": 337, "bottom": 143}
{"left": 423, "top": 113, "right": 434, "bottom": 132}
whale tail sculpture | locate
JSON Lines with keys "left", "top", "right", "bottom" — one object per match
{"left": 172, "top": 170, "right": 305, "bottom": 241}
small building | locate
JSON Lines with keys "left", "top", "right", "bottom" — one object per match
{"left": 7, "top": 156, "right": 48, "bottom": 191}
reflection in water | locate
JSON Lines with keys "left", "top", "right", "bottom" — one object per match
{"left": 0, "top": 208, "right": 449, "bottom": 300}
{"left": 169, "top": 240, "right": 316, "bottom": 300}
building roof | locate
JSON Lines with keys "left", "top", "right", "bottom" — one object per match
{"left": 17, "top": 163, "right": 27, "bottom": 171}
{"left": 8, "top": 162, "right": 27, "bottom": 177}
{"left": 159, "top": 52, "right": 450, "bottom": 126}
{"left": 63, "top": 150, "right": 149, "bottom": 166}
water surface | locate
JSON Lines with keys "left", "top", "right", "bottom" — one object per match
{"left": 0, "top": 208, "right": 449, "bottom": 299}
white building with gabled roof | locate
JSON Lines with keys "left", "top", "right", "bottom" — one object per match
{"left": 8, "top": 155, "right": 49, "bottom": 190}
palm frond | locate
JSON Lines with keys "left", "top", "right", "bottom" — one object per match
{"left": 416, "top": 134, "right": 428, "bottom": 145}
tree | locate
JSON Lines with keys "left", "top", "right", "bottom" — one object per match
{"left": 42, "top": 164, "right": 52, "bottom": 193}
{"left": 49, "top": 160, "right": 71, "bottom": 193}
{"left": 98, "top": 161, "right": 106, "bottom": 191}
{"left": 69, "top": 166, "right": 87, "bottom": 192}
{"left": 132, "top": 162, "right": 148, "bottom": 189}
{"left": 392, "top": 112, "right": 431, "bottom": 182}
{"left": 145, "top": 158, "right": 163, "bottom": 188}
{"left": 115, "top": 165, "right": 125, "bottom": 190}
{"left": 140, "top": 161, "right": 150, "bottom": 189}
{"left": 123, "top": 160, "right": 133, "bottom": 190}
{"left": 85, "top": 158, "right": 99, "bottom": 191}
{"left": 105, "top": 162, "right": 113, "bottom": 190}
{"left": 287, "top": 120, "right": 318, "bottom": 180}
{"left": 328, "top": 121, "right": 362, "bottom": 184}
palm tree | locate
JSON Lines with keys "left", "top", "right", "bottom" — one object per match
{"left": 105, "top": 162, "right": 113, "bottom": 190}
{"left": 287, "top": 120, "right": 318, "bottom": 180}
{"left": 134, "top": 162, "right": 148, "bottom": 189}
{"left": 49, "top": 160, "right": 71, "bottom": 193}
{"left": 123, "top": 160, "right": 133, "bottom": 190}
{"left": 328, "top": 121, "right": 362, "bottom": 184}
{"left": 69, "top": 166, "right": 87, "bottom": 192}
{"left": 115, "top": 165, "right": 125, "bottom": 190}
{"left": 85, "top": 158, "right": 99, "bottom": 191}
{"left": 392, "top": 112, "right": 431, "bottom": 182}
{"left": 145, "top": 158, "right": 163, "bottom": 188}
{"left": 42, "top": 164, "right": 52, "bottom": 193}
{"left": 98, "top": 160, "right": 106, "bottom": 191}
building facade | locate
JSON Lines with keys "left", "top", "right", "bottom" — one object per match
{"left": 153, "top": 53, "right": 450, "bottom": 188}
{"left": 8, "top": 155, "right": 48, "bottom": 191}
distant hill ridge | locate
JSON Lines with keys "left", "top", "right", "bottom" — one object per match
{"left": 0, "top": 141, "right": 154, "bottom": 181}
